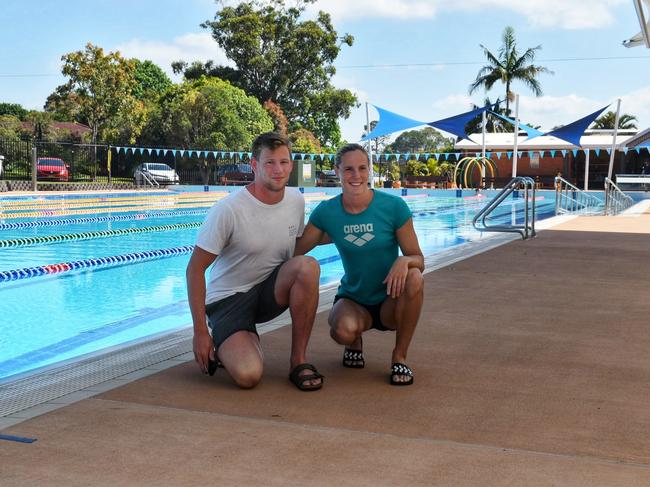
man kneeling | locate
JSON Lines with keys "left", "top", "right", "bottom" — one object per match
{"left": 186, "top": 132, "right": 323, "bottom": 391}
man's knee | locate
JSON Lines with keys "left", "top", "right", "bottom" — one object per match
{"left": 294, "top": 255, "right": 320, "bottom": 285}
{"left": 230, "top": 363, "right": 263, "bottom": 389}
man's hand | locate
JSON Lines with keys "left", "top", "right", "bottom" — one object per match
{"left": 193, "top": 329, "right": 213, "bottom": 374}
{"left": 383, "top": 256, "right": 410, "bottom": 299}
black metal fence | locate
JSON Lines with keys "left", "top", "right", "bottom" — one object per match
{"left": 0, "top": 138, "right": 110, "bottom": 182}
{"left": 0, "top": 137, "right": 339, "bottom": 186}
{"left": 0, "top": 138, "right": 253, "bottom": 185}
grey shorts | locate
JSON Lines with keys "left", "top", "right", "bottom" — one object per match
{"left": 205, "top": 266, "right": 287, "bottom": 349}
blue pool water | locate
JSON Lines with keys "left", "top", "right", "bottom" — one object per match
{"left": 0, "top": 188, "right": 557, "bottom": 381}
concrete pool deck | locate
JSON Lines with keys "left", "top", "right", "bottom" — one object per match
{"left": 2, "top": 208, "right": 650, "bottom": 485}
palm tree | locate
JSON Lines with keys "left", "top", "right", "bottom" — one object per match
{"left": 591, "top": 111, "right": 638, "bottom": 130}
{"left": 469, "top": 26, "right": 552, "bottom": 114}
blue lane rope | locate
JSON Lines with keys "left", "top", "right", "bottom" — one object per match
{"left": 0, "top": 222, "right": 202, "bottom": 249}
{"left": 0, "top": 209, "right": 207, "bottom": 230}
{"left": 0, "top": 245, "right": 195, "bottom": 282}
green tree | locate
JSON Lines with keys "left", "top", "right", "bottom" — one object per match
{"left": 290, "top": 128, "right": 322, "bottom": 154}
{"left": 132, "top": 60, "right": 173, "bottom": 101}
{"left": 142, "top": 76, "right": 272, "bottom": 150}
{"left": 0, "top": 103, "right": 28, "bottom": 120}
{"left": 387, "top": 127, "right": 454, "bottom": 153}
{"left": 45, "top": 43, "right": 138, "bottom": 144}
{"left": 263, "top": 100, "right": 289, "bottom": 136}
{"left": 0, "top": 115, "right": 24, "bottom": 138}
{"left": 406, "top": 158, "right": 428, "bottom": 176}
{"left": 469, "top": 26, "right": 552, "bottom": 114}
{"left": 591, "top": 111, "right": 638, "bottom": 130}
{"left": 176, "top": 0, "right": 356, "bottom": 146}
{"left": 23, "top": 111, "right": 55, "bottom": 140}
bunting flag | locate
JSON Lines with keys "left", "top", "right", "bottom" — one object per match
{"left": 488, "top": 111, "right": 544, "bottom": 139}
{"left": 543, "top": 105, "right": 610, "bottom": 147}
{"left": 594, "top": 149, "right": 601, "bottom": 156}
{"left": 428, "top": 103, "right": 497, "bottom": 140}
{"left": 550, "top": 150, "right": 556, "bottom": 157}
{"left": 361, "top": 104, "right": 427, "bottom": 141}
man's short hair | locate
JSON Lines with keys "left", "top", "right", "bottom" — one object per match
{"left": 335, "top": 143, "right": 369, "bottom": 167}
{"left": 252, "top": 132, "right": 291, "bottom": 160}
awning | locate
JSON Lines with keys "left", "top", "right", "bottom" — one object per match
{"left": 623, "top": 0, "right": 650, "bottom": 48}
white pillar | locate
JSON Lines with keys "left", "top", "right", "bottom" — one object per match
{"left": 365, "top": 102, "right": 375, "bottom": 187}
{"left": 584, "top": 149, "right": 590, "bottom": 191}
{"left": 512, "top": 94, "right": 520, "bottom": 178}
{"left": 481, "top": 109, "right": 486, "bottom": 187}
{"left": 607, "top": 99, "right": 621, "bottom": 181}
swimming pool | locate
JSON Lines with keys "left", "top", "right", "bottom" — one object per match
{"left": 0, "top": 188, "right": 558, "bottom": 381}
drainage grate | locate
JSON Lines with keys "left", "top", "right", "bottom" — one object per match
{"left": 0, "top": 330, "right": 193, "bottom": 417}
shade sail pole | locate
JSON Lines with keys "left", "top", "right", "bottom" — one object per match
{"left": 365, "top": 102, "right": 375, "bottom": 186}
{"left": 607, "top": 99, "right": 621, "bottom": 181}
{"left": 512, "top": 94, "right": 520, "bottom": 178}
{"left": 481, "top": 109, "right": 486, "bottom": 187}
{"left": 584, "top": 149, "right": 590, "bottom": 191}
{"left": 633, "top": 0, "right": 650, "bottom": 48}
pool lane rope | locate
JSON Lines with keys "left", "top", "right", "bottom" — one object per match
{"left": 0, "top": 208, "right": 207, "bottom": 230}
{"left": 0, "top": 245, "right": 346, "bottom": 283}
{"left": 0, "top": 245, "right": 196, "bottom": 282}
{"left": 0, "top": 222, "right": 202, "bottom": 248}
{"left": 0, "top": 201, "right": 217, "bottom": 219}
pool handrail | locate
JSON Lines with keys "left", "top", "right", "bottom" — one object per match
{"left": 604, "top": 177, "right": 634, "bottom": 215}
{"left": 554, "top": 176, "right": 603, "bottom": 215}
{"left": 472, "top": 177, "right": 536, "bottom": 240}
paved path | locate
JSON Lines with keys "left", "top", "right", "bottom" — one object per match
{"left": 2, "top": 213, "right": 650, "bottom": 486}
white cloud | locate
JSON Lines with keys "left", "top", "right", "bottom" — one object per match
{"left": 518, "top": 94, "right": 601, "bottom": 130}
{"left": 308, "top": 0, "right": 438, "bottom": 20}
{"left": 331, "top": 73, "right": 369, "bottom": 102}
{"left": 621, "top": 86, "right": 650, "bottom": 129}
{"left": 312, "top": 0, "right": 625, "bottom": 29}
{"left": 432, "top": 94, "right": 476, "bottom": 116}
{"left": 470, "top": 0, "right": 626, "bottom": 29}
{"left": 115, "top": 32, "right": 230, "bottom": 80}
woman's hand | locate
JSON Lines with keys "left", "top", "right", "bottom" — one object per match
{"left": 383, "top": 256, "right": 410, "bottom": 299}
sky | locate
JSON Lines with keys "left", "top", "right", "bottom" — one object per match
{"left": 1, "top": 0, "right": 649, "bottom": 145}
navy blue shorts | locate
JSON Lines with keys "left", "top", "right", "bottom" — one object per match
{"left": 205, "top": 266, "right": 287, "bottom": 349}
{"left": 333, "top": 295, "right": 390, "bottom": 331}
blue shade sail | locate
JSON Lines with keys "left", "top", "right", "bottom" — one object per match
{"left": 488, "top": 111, "right": 544, "bottom": 139}
{"left": 543, "top": 105, "right": 610, "bottom": 147}
{"left": 428, "top": 104, "right": 496, "bottom": 140}
{"left": 360, "top": 105, "right": 427, "bottom": 141}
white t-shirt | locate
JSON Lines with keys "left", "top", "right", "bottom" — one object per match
{"left": 195, "top": 187, "right": 305, "bottom": 304}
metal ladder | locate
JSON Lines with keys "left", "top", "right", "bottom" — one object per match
{"left": 604, "top": 177, "right": 634, "bottom": 215}
{"left": 140, "top": 171, "right": 159, "bottom": 187}
{"left": 473, "top": 177, "right": 537, "bottom": 240}
{"left": 554, "top": 177, "right": 603, "bottom": 215}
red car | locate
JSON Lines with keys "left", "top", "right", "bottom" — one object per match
{"left": 37, "top": 157, "right": 69, "bottom": 182}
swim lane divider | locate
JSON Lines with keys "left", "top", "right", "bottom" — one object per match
{"left": 0, "top": 247, "right": 345, "bottom": 283}
{"left": 0, "top": 209, "right": 207, "bottom": 230}
{"left": 0, "top": 222, "right": 202, "bottom": 248}
{"left": 0, "top": 245, "right": 195, "bottom": 282}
